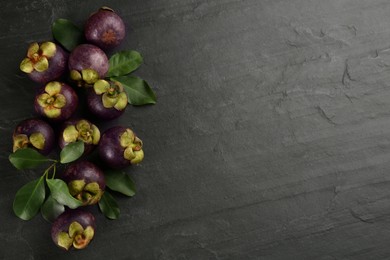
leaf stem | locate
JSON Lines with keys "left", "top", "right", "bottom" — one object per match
{"left": 44, "top": 162, "right": 58, "bottom": 180}
{"left": 52, "top": 164, "right": 56, "bottom": 179}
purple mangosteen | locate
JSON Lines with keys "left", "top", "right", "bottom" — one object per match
{"left": 51, "top": 209, "right": 95, "bottom": 250}
{"left": 86, "top": 79, "right": 128, "bottom": 120}
{"left": 59, "top": 119, "right": 101, "bottom": 154}
{"left": 99, "top": 126, "right": 144, "bottom": 169}
{"left": 68, "top": 44, "right": 109, "bottom": 86}
{"left": 20, "top": 42, "right": 68, "bottom": 84}
{"left": 84, "top": 7, "right": 126, "bottom": 50}
{"left": 61, "top": 161, "right": 105, "bottom": 206}
{"left": 12, "top": 118, "right": 55, "bottom": 155}
{"left": 34, "top": 81, "right": 78, "bottom": 121}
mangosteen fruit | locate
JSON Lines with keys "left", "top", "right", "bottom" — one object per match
{"left": 59, "top": 119, "right": 100, "bottom": 154}
{"left": 20, "top": 42, "right": 68, "bottom": 84}
{"left": 61, "top": 161, "right": 105, "bottom": 206}
{"left": 12, "top": 118, "right": 55, "bottom": 155}
{"left": 84, "top": 7, "right": 126, "bottom": 50}
{"left": 99, "top": 126, "right": 144, "bottom": 169}
{"left": 86, "top": 79, "right": 128, "bottom": 120}
{"left": 51, "top": 209, "right": 95, "bottom": 250}
{"left": 34, "top": 81, "right": 78, "bottom": 121}
{"left": 68, "top": 44, "right": 109, "bottom": 86}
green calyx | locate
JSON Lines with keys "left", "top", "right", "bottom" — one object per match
{"left": 37, "top": 81, "right": 66, "bottom": 118}
{"left": 57, "top": 221, "right": 95, "bottom": 250}
{"left": 93, "top": 80, "right": 127, "bottom": 111}
{"left": 63, "top": 120, "right": 100, "bottom": 145}
{"left": 20, "top": 42, "right": 56, "bottom": 74}
{"left": 13, "top": 132, "right": 45, "bottom": 152}
{"left": 119, "top": 129, "right": 144, "bottom": 164}
{"left": 68, "top": 180, "right": 103, "bottom": 205}
{"left": 70, "top": 69, "right": 99, "bottom": 87}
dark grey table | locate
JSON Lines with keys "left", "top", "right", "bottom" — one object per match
{"left": 2, "top": 0, "right": 390, "bottom": 259}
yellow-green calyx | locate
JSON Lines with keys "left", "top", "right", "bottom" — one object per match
{"left": 70, "top": 69, "right": 100, "bottom": 87}
{"left": 57, "top": 221, "right": 95, "bottom": 250}
{"left": 120, "top": 129, "right": 144, "bottom": 164}
{"left": 63, "top": 120, "right": 100, "bottom": 145}
{"left": 93, "top": 80, "right": 127, "bottom": 111}
{"left": 37, "top": 81, "right": 66, "bottom": 118}
{"left": 20, "top": 42, "right": 56, "bottom": 73}
{"left": 68, "top": 180, "right": 103, "bottom": 205}
{"left": 13, "top": 132, "right": 45, "bottom": 152}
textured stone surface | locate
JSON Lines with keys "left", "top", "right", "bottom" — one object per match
{"left": 2, "top": 0, "right": 390, "bottom": 259}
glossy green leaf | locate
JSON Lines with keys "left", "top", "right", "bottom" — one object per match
{"left": 107, "top": 51, "right": 143, "bottom": 77}
{"left": 13, "top": 177, "right": 45, "bottom": 220}
{"left": 111, "top": 76, "right": 156, "bottom": 105}
{"left": 104, "top": 170, "right": 136, "bottom": 197}
{"left": 46, "top": 179, "right": 82, "bottom": 209}
{"left": 52, "top": 19, "right": 83, "bottom": 51}
{"left": 60, "top": 141, "right": 84, "bottom": 164}
{"left": 41, "top": 195, "right": 65, "bottom": 222}
{"left": 98, "top": 191, "right": 120, "bottom": 220}
{"left": 9, "top": 148, "right": 51, "bottom": 170}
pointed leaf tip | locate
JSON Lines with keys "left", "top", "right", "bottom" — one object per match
{"left": 13, "top": 177, "right": 45, "bottom": 220}
{"left": 9, "top": 148, "right": 51, "bottom": 170}
{"left": 104, "top": 170, "right": 136, "bottom": 197}
{"left": 60, "top": 141, "right": 84, "bottom": 164}
{"left": 52, "top": 19, "right": 83, "bottom": 51}
{"left": 46, "top": 179, "right": 82, "bottom": 209}
{"left": 111, "top": 76, "right": 156, "bottom": 105}
{"left": 107, "top": 50, "right": 143, "bottom": 77}
{"left": 98, "top": 191, "right": 120, "bottom": 219}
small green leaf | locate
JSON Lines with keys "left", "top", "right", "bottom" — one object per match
{"left": 13, "top": 176, "right": 45, "bottom": 220}
{"left": 111, "top": 76, "right": 156, "bottom": 105}
{"left": 104, "top": 170, "right": 136, "bottom": 197}
{"left": 46, "top": 179, "right": 82, "bottom": 209}
{"left": 60, "top": 141, "right": 84, "bottom": 164}
{"left": 107, "top": 51, "right": 143, "bottom": 77}
{"left": 52, "top": 19, "right": 83, "bottom": 51}
{"left": 98, "top": 191, "right": 120, "bottom": 220}
{"left": 9, "top": 148, "right": 51, "bottom": 170}
{"left": 41, "top": 195, "right": 65, "bottom": 222}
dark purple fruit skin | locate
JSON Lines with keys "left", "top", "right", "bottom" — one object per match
{"left": 34, "top": 82, "right": 78, "bottom": 121}
{"left": 86, "top": 88, "right": 126, "bottom": 120}
{"left": 68, "top": 44, "right": 109, "bottom": 79}
{"left": 61, "top": 161, "right": 106, "bottom": 190}
{"left": 13, "top": 118, "right": 55, "bottom": 155}
{"left": 99, "top": 126, "right": 130, "bottom": 169}
{"left": 84, "top": 9, "right": 125, "bottom": 50}
{"left": 28, "top": 44, "right": 68, "bottom": 84}
{"left": 51, "top": 209, "right": 96, "bottom": 248}
{"left": 58, "top": 119, "right": 96, "bottom": 154}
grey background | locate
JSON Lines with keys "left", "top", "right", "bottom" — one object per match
{"left": 1, "top": 0, "right": 390, "bottom": 259}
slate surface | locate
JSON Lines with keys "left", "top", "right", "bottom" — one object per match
{"left": 2, "top": 0, "right": 390, "bottom": 259}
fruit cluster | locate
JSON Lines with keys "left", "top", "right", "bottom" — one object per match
{"left": 9, "top": 7, "right": 156, "bottom": 250}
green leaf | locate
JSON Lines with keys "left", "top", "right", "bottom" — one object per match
{"left": 98, "top": 191, "right": 120, "bottom": 220}
{"left": 60, "top": 141, "right": 84, "bottom": 164}
{"left": 9, "top": 148, "right": 51, "bottom": 170}
{"left": 107, "top": 51, "right": 143, "bottom": 77}
{"left": 13, "top": 177, "right": 45, "bottom": 220}
{"left": 52, "top": 19, "right": 83, "bottom": 51}
{"left": 111, "top": 76, "right": 157, "bottom": 105}
{"left": 104, "top": 170, "right": 136, "bottom": 197}
{"left": 41, "top": 195, "right": 65, "bottom": 222}
{"left": 46, "top": 179, "right": 82, "bottom": 209}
